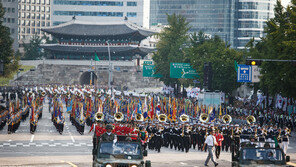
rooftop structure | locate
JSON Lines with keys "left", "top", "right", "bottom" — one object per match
{"left": 41, "top": 19, "right": 156, "bottom": 60}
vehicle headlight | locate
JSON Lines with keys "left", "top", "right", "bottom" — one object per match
{"left": 131, "top": 165, "right": 138, "bottom": 167}
{"left": 105, "top": 164, "right": 112, "bottom": 167}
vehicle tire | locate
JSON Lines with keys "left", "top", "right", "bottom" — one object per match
{"left": 145, "top": 160, "right": 151, "bottom": 167}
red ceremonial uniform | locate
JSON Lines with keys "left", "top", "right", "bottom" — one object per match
{"left": 214, "top": 133, "right": 224, "bottom": 146}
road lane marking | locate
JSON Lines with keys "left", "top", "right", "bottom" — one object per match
{"left": 30, "top": 135, "right": 34, "bottom": 142}
{"left": 70, "top": 135, "right": 75, "bottom": 143}
{"left": 61, "top": 160, "right": 77, "bottom": 167}
{"left": 287, "top": 162, "right": 296, "bottom": 167}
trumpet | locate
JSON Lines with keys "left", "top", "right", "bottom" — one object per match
{"left": 114, "top": 112, "right": 124, "bottom": 121}
{"left": 41, "top": 91, "right": 46, "bottom": 97}
{"left": 199, "top": 113, "right": 209, "bottom": 123}
{"left": 95, "top": 112, "right": 104, "bottom": 121}
{"left": 246, "top": 115, "right": 256, "bottom": 124}
{"left": 222, "top": 114, "right": 232, "bottom": 124}
{"left": 158, "top": 114, "right": 167, "bottom": 122}
{"left": 179, "top": 114, "right": 189, "bottom": 122}
{"left": 135, "top": 113, "right": 144, "bottom": 121}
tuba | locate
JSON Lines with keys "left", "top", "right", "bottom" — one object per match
{"left": 95, "top": 112, "right": 104, "bottom": 121}
{"left": 246, "top": 115, "right": 256, "bottom": 124}
{"left": 180, "top": 114, "right": 189, "bottom": 122}
{"left": 199, "top": 113, "right": 209, "bottom": 123}
{"left": 41, "top": 91, "right": 46, "bottom": 97}
{"left": 222, "top": 114, "right": 232, "bottom": 124}
{"left": 136, "top": 113, "right": 144, "bottom": 121}
{"left": 114, "top": 112, "right": 124, "bottom": 122}
{"left": 158, "top": 114, "right": 167, "bottom": 122}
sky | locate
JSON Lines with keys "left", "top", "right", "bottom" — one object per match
{"left": 282, "top": 0, "right": 291, "bottom": 7}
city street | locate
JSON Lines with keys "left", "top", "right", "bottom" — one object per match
{"left": 0, "top": 101, "right": 296, "bottom": 167}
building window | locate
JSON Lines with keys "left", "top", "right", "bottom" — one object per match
{"left": 26, "top": 13, "right": 30, "bottom": 18}
{"left": 46, "top": 7, "right": 50, "bottom": 12}
{"left": 27, "top": 0, "right": 31, "bottom": 3}
{"left": 7, "top": 8, "right": 11, "bottom": 13}
{"left": 12, "top": 8, "right": 15, "bottom": 13}
{"left": 32, "top": 0, "right": 35, "bottom": 4}
{"left": 42, "top": 21, "right": 45, "bottom": 26}
{"left": 46, "top": 22, "right": 50, "bottom": 26}
{"left": 22, "top": 28, "right": 25, "bottom": 33}
{"left": 41, "top": 0, "right": 45, "bottom": 4}
{"left": 32, "top": 28, "right": 35, "bottom": 34}
{"left": 46, "top": 0, "right": 50, "bottom": 5}
{"left": 53, "top": 11, "right": 124, "bottom": 17}
{"left": 42, "top": 14, "right": 45, "bottom": 19}
{"left": 127, "top": 12, "right": 137, "bottom": 17}
{"left": 27, "top": 28, "right": 30, "bottom": 34}
{"left": 46, "top": 14, "right": 50, "bottom": 19}
{"left": 26, "top": 20, "right": 30, "bottom": 26}
{"left": 7, "top": 18, "right": 11, "bottom": 23}
{"left": 11, "top": 18, "right": 15, "bottom": 23}
{"left": 21, "top": 5, "right": 25, "bottom": 10}
{"left": 37, "top": 13, "right": 40, "bottom": 19}
{"left": 53, "top": 0, "right": 124, "bottom": 6}
{"left": 11, "top": 28, "right": 15, "bottom": 34}
{"left": 127, "top": 2, "right": 137, "bottom": 6}
{"left": 37, "top": 0, "right": 40, "bottom": 4}
{"left": 21, "top": 20, "right": 25, "bottom": 26}
{"left": 36, "top": 6, "right": 40, "bottom": 12}
{"left": 31, "top": 21, "right": 35, "bottom": 26}
{"left": 31, "top": 5, "right": 35, "bottom": 11}
{"left": 41, "top": 6, "right": 45, "bottom": 12}
{"left": 31, "top": 13, "right": 35, "bottom": 19}
{"left": 26, "top": 5, "right": 30, "bottom": 11}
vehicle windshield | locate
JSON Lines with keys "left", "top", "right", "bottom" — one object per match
{"left": 242, "top": 148, "right": 283, "bottom": 162}
{"left": 99, "top": 142, "right": 141, "bottom": 157}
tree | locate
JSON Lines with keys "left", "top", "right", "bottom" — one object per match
{"left": 0, "top": 2, "right": 19, "bottom": 76}
{"left": 152, "top": 14, "right": 190, "bottom": 92}
{"left": 247, "top": 0, "right": 296, "bottom": 98}
{"left": 23, "top": 34, "right": 43, "bottom": 60}
{"left": 189, "top": 34, "right": 243, "bottom": 94}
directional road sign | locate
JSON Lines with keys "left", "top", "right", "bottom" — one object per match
{"left": 143, "top": 65, "right": 163, "bottom": 78}
{"left": 170, "top": 63, "right": 199, "bottom": 79}
{"left": 237, "top": 65, "right": 252, "bottom": 82}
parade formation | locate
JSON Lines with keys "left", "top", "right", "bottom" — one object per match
{"left": 0, "top": 85, "right": 293, "bottom": 161}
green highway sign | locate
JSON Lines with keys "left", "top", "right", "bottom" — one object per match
{"left": 143, "top": 65, "right": 163, "bottom": 78}
{"left": 170, "top": 63, "right": 199, "bottom": 79}
{"left": 143, "top": 61, "right": 153, "bottom": 65}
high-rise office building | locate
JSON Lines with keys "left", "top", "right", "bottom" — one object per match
{"left": 149, "top": 0, "right": 275, "bottom": 49}
{"left": 51, "top": 0, "right": 144, "bottom": 27}
{"left": 1, "top": 0, "right": 18, "bottom": 52}
{"left": 18, "top": 0, "right": 51, "bottom": 44}
{"left": 234, "top": 0, "right": 275, "bottom": 49}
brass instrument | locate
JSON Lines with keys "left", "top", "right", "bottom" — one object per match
{"left": 159, "top": 126, "right": 164, "bottom": 131}
{"left": 179, "top": 114, "right": 189, "bottom": 122}
{"left": 95, "top": 112, "right": 104, "bottom": 121}
{"left": 246, "top": 115, "right": 256, "bottom": 124}
{"left": 114, "top": 112, "right": 124, "bottom": 121}
{"left": 222, "top": 114, "right": 232, "bottom": 124}
{"left": 134, "top": 126, "right": 140, "bottom": 131}
{"left": 187, "top": 126, "right": 192, "bottom": 132}
{"left": 158, "top": 114, "right": 167, "bottom": 122}
{"left": 135, "top": 113, "right": 144, "bottom": 121}
{"left": 41, "top": 91, "right": 46, "bottom": 97}
{"left": 199, "top": 113, "right": 209, "bottom": 123}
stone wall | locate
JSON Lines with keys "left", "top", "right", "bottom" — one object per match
{"left": 12, "top": 64, "right": 162, "bottom": 90}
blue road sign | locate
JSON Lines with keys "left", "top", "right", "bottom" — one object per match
{"left": 237, "top": 65, "right": 252, "bottom": 82}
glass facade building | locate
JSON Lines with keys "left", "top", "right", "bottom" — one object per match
{"left": 149, "top": 0, "right": 275, "bottom": 49}
{"left": 51, "top": 0, "right": 144, "bottom": 27}
{"left": 234, "top": 0, "right": 275, "bottom": 49}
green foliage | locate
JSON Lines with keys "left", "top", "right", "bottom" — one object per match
{"left": 189, "top": 33, "right": 243, "bottom": 94}
{"left": 0, "top": 2, "right": 19, "bottom": 77}
{"left": 247, "top": 0, "right": 296, "bottom": 98}
{"left": 22, "top": 35, "right": 43, "bottom": 60}
{"left": 152, "top": 14, "right": 190, "bottom": 86}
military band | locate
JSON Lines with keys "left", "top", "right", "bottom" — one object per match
{"left": 0, "top": 85, "right": 293, "bottom": 157}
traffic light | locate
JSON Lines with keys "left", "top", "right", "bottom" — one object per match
{"left": 246, "top": 59, "right": 262, "bottom": 66}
